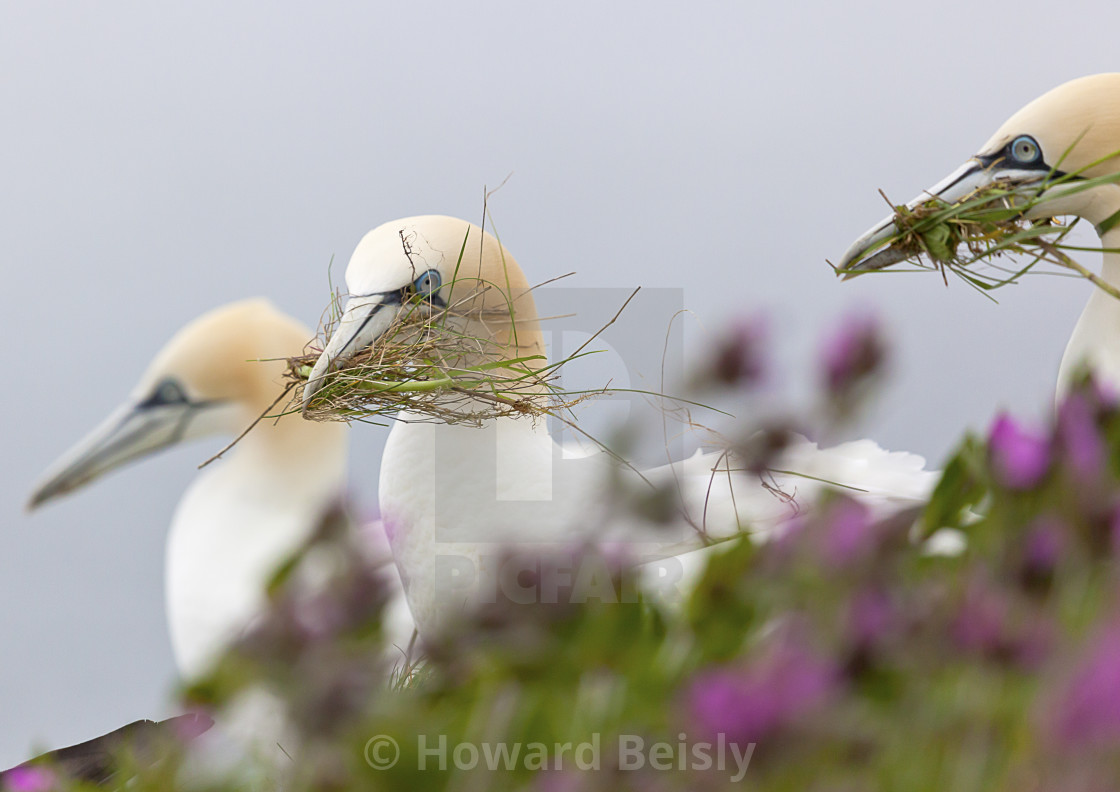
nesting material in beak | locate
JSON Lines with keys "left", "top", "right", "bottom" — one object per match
{"left": 833, "top": 165, "right": 1120, "bottom": 300}
{"left": 292, "top": 278, "right": 586, "bottom": 427}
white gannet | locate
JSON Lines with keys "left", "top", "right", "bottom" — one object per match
{"left": 28, "top": 299, "right": 414, "bottom": 679}
{"left": 838, "top": 73, "right": 1120, "bottom": 398}
{"left": 301, "top": 215, "right": 939, "bottom": 637}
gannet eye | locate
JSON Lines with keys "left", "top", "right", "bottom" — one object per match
{"left": 1009, "top": 135, "right": 1041, "bottom": 165}
{"left": 412, "top": 269, "right": 442, "bottom": 298}
{"left": 142, "top": 378, "right": 188, "bottom": 408}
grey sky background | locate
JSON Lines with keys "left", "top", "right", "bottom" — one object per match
{"left": 2, "top": 0, "right": 1118, "bottom": 765}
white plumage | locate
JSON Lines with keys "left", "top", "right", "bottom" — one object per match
{"left": 304, "top": 216, "right": 938, "bottom": 637}
{"left": 29, "top": 299, "right": 415, "bottom": 678}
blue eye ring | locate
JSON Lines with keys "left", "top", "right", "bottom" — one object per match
{"left": 412, "top": 269, "right": 442, "bottom": 298}
{"left": 1009, "top": 135, "right": 1041, "bottom": 165}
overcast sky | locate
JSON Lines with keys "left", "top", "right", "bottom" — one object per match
{"left": 3, "top": 0, "right": 1119, "bottom": 766}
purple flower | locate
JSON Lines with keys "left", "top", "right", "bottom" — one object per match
{"left": 1022, "top": 517, "right": 1066, "bottom": 575}
{"left": 1013, "top": 617, "right": 1055, "bottom": 670}
{"left": 988, "top": 413, "right": 1050, "bottom": 490}
{"left": 952, "top": 576, "right": 1009, "bottom": 655}
{"left": 1057, "top": 393, "right": 1106, "bottom": 478}
{"left": 770, "top": 499, "right": 878, "bottom": 570}
{"left": 848, "top": 588, "right": 895, "bottom": 646}
{"left": 294, "top": 590, "right": 348, "bottom": 642}
{"left": 1093, "top": 377, "right": 1120, "bottom": 409}
{"left": 709, "top": 316, "right": 768, "bottom": 387}
{"left": 768, "top": 513, "right": 807, "bottom": 564}
{"left": 1050, "top": 619, "right": 1120, "bottom": 747}
{"left": 687, "top": 626, "right": 837, "bottom": 744}
{"left": 822, "top": 497, "right": 875, "bottom": 565}
{"left": 738, "top": 422, "right": 795, "bottom": 475}
{"left": 820, "top": 314, "right": 886, "bottom": 397}
{"left": 1, "top": 766, "right": 55, "bottom": 792}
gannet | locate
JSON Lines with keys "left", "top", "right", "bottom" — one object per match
{"left": 28, "top": 299, "right": 414, "bottom": 678}
{"left": 301, "top": 215, "right": 938, "bottom": 637}
{"left": 838, "top": 73, "right": 1120, "bottom": 397}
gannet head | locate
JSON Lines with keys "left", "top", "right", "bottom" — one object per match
{"left": 302, "top": 215, "right": 545, "bottom": 410}
{"left": 29, "top": 299, "right": 314, "bottom": 509}
{"left": 839, "top": 73, "right": 1120, "bottom": 273}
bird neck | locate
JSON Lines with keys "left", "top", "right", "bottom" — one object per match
{"left": 166, "top": 409, "right": 349, "bottom": 677}
{"left": 222, "top": 405, "right": 349, "bottom": 497}
{"left": 384, "top": 412, "right": 551, "bottom": 496}
{"left": 1058, "top": 226, "right": 1120, "bottom": 398}
{"left": 448, "top": 307, "right": 549, "bottom": 407}
{"left": 378, "top": 412, "right": 556, "bottom": 635}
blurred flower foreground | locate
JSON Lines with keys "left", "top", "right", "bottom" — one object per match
{"left": 13, "top": 315, "right": 1120, "bottom": 792}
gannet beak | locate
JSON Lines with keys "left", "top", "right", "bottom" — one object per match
{"left": 836, "top": 159, "right": 1049, "bottom": 278}
{"left": 28, "top": 399, "right": 201, "bottom": 510}
{"left": 301, "top": 293, "right": 403, "bottom": 413}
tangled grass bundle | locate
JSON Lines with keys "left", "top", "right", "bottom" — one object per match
{"left": 836, "top": 166, "right": 1120, "bottom": 301}
{"left": 287, "top": 282, "right": 623, "bottom": 427}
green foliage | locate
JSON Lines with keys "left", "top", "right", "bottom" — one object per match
{"left": 26, "top": 341, "right": 1120, "bottom": 791}
{"left": 138, "top": 376, "right": 1120, "bottom": 789}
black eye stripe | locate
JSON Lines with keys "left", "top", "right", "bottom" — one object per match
{"left": 137, "top": 378, "right": 189, "bottom": 409}
{"left": 355, "top": 270, "right": 447, "bottom": 311}
{"left": 976, "top": 135, "right": 1060, "bottom": 176}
